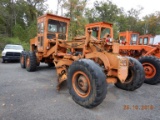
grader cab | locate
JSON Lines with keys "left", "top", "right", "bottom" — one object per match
{"left": 20, "top": 14, "right": 145, "bottom": 108}
{"left": 119, "top": 31, "right": 139, "bottom": 45}
{"left": 119, "top": 32, "right": 154, "bottom": 45}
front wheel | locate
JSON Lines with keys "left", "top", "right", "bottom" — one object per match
{"left": 25, "top": 51, "right": 37, "bottom": 72}
{"left": 115, "top": 57, "right": 145, "bottom": 91}
{"left": 139, "top": 56, "right": 160, "bottom": 85}
{"left": 67, "top": 59, "right": 107, "bottom": 108}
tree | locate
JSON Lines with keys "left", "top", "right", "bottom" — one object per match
{"left": 126, "top": 7, "right": 143, "bottom": 32}
{"left": 142, "top": 12, "right": 160, "bottom": 35}
{"left": 94, "top": 0, "right": 121, "bottom": 22}
{"left": 63, "top": 0, "right": 88, "bottom": 39}
{"left": 0, "top": 0, "right": 47, "bottom": 50}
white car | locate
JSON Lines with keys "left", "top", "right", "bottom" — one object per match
{"left": 2, "top": 44, "right": 24, "bottom": 63}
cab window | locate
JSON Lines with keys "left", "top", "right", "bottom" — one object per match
{"left": 47, "top": 19, "right": 67, "bottom": 40}
{"left": 139, "top": 38, "right": 143, "bottom": 45}
{"left": 38, "top": 22, "right": 44, "bottom": 33}
{"left": 149, "top": 37, "right": 154, "bottom": 45}
{"left": 48, "top": 19, "right": 67, "bottom": 33}
{"left": 131, "top": 34, "right": 138, "bottom": 44}
{"left": 91, "top": 27, "right": 99, "bottom": 39}
{"left": 120, "top": 36, "right": 126, "bottom": 41}
{"left": 144, "top": 37, "right": 148, "bottom": 45}
{"left": 100, "top": 27, "right": 110, "bottom": 39}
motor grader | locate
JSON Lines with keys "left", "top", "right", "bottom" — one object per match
{"left": 119, "top": 31, "right": 160, "bottom": 85}
{"left": 20, "top": 13, "right": 145, "bottom": 108}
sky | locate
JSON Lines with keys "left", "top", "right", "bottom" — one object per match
{"left": 46, "top": 0, "right": 160, "bottom": 18}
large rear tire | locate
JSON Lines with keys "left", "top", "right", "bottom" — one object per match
{"left": 25, "top": 51, "right": 37, "bottom": 72}
{"left": 115, "top": 57, "right": 145, "bottom": 91}
{"left": 20, "top": 51, "right": 26, "bottom": 68}
{"left": 67, "top": 59, "right": 107, "bottom": 108}
{"left": 139, "top": 56, "right": 160, "bottom": 85}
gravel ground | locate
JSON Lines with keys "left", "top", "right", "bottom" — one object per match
{"left": 0, "top": 60, "right": 160, "bottom": 120}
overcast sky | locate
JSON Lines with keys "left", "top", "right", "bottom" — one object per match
{"left": 46, "top": 0, "right": 160, "bottom": 18}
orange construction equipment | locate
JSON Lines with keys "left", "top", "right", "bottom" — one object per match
{"left": 119, "top": 31, "right": 139, "bottom": 45}
{"left": 20, "top": 14, "right": 145, "bottom": 108}
{"left": 119, "top": 31, "right": 160, "bottom": 85}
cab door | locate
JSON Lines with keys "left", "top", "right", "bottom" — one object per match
{"left": 37, "top": 21, "right": 44, "bottom": 52}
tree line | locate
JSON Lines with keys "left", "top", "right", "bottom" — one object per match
{"left": 0, "top": 0, "right": 160, "bottom": 50}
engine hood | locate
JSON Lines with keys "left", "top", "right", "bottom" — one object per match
{"left": 3, "top": 49, "right": 23, "bottom": 53}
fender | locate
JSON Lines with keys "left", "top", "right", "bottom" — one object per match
{"left": 85, "top": 52, "right": 110, "bottom": 70}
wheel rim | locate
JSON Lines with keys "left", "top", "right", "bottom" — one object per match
{"left": 143, "top": 63, "right": 156, "bottom": 79}
{"left": 26, "top": 57, "right": 30, "bottom": 68}
{"left": 124, "top": 68, "right": 134, "bottom": 84}
{"left": 72, "top": 71, "right": 91, "bottom": 98}
{"left": 20, "top": 56, "right": 24, "bottom": 65}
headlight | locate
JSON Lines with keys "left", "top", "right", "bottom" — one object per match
{"left": 119, "top": 59, "right": 127, "bottom": 66}
{"left": 117, "top": 56, "right": 128, "bottom": 66}
{"left": 2, "top": 51, "right": 6, "bottom": 56}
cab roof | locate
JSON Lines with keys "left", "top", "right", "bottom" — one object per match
{"left": 37, "top": 13, "right": 70, "bottom": 21}
{"left": 85, "top": 22, "right": 113, "bottom": 28}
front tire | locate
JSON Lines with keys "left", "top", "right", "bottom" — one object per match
{"left": 25, "top": 51, "right": 37, "bottom": 72}
{"left": 115, "top": 57, "right": 145, "bottom": 91}
{"left": 67, "top": 59, "right": 107, "bottom": 108}
{"left": 139, "top": 56, "right": 160, "bottom": 85}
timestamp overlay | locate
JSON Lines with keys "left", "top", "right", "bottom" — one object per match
{"left": 123, "top": 105, "right": 158, "bottom": 110}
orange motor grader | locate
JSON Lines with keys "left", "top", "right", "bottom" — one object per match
{"left": 119, "top": 31, "right": 160, "bottom": 85}
{"left": 20, "top": 13, "right": 145, "bottom": 108}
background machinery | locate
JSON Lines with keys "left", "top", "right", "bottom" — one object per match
{"left": 119, "top": 31, "right": 160, "bottom": 85}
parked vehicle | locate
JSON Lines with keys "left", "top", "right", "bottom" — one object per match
{"left": 2, "top": 44, "right": 24, "bottom": 63}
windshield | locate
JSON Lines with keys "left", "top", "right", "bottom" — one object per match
{"left": 149, "top": 37, "right": 154, "bottom": 44}
{"left": 139, "top": 38, "right": 143, "bottom": 45}
{"left": 48, "top": 19, "right": 67, "bottom": 33}
{"left": 144, "top": 37, "right": 148, "bottom": 45}
{"left": 120, "top": 36, "right": 126, "bottom": 41}
{"left": 91, "top": 27, "right": 99, "bottom": 39}
{"left": 100, "top": 27, "right": 110, "bottom": 39}
{"left": 91, "top": 27, "right": 111, "bottom": 40}
{"left": 131, "top": 34, "right": 138, "bottom": 44}
{"left": 4, "top": 45, "right": 23, "bottom": 50}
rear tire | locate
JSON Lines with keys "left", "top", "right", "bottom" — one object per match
{"left": 115, "top": 57, "right": 145, "bottom": 91}
{"left": 67, "top": 59, "right": 107, "bottom": 108}
{"left": 139, "top": 56, "right": 160, "bottom": 85}
{"left": 20, "top": 51, "right": 26, "bottom": 68}
{"left": 25, "top": 51, "right": 37, "bottom": 72}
